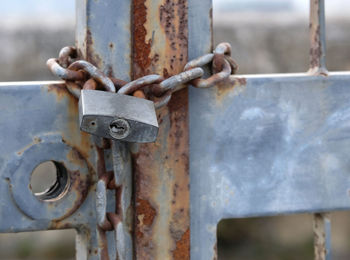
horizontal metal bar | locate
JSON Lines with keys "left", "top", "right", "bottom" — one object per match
{"left": 0, "top": 82, "right": 100, "bottom": 232}
{"left": 0, "top": 82, "right": 116, "bottom": 259}
{"left": 190, "top": 72, "right": 350, "bottom": 260}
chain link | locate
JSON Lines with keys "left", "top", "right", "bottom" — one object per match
{"left": 46, "top": 42, "right": 237, "bottom": 232}
{"left": 47, "top": 42, "right": 237, "bottom": 108}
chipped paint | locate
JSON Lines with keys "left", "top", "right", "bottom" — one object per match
{"left": 131, "top": 0, "right": 190, "bottom": 258}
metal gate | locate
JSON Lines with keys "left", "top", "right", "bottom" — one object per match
{"left": 0, "top": 0, "right": 347, "bottom": 259}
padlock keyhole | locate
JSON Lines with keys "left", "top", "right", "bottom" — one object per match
{"left": 109, "top": 118, "right": 130, "bottom": 139}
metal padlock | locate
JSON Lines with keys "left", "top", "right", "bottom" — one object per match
{"left": 79, "top": 90, "right": 158, "bottom": 143}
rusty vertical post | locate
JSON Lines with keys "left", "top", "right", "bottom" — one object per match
{"left": 131, "top": 0, "right": 190, "bottom": 259}
{"left": 308, "top": 0, "right": 328, "bottom": 75}
{"left": 309, "top": 2, "right": 331, "bottom": 258}
{"left": 313, "top": 213, "right": 331, "bottom": 260}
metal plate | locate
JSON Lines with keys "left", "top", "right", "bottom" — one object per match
{"left": 0, "top": 82, "right": 112, "bottom": 259}
{"left": 189, "top": 72, "right": 350, "bottom": 259}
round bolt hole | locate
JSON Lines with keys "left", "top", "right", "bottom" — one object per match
{"left": 109, "top": 118, "right": 130, "bottom": 139}
{"left": 30, "top": 161, "right": 69, "bottom": 201}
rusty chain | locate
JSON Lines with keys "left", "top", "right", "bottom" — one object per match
{"left": 46, "top": 42, "right": 237, "bottom": 233}
{"left": 47, "top": 42, "right": 237, "bottom": 109}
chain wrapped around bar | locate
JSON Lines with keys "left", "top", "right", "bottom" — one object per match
{"left": 45, "top": 41, "right": 237, "bottom": 235}
{"left": 47, "top": 42, "right": 237, "bottom": 108}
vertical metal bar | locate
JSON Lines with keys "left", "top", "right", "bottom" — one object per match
{"left": 76, "top": 0, "right": 132, "bottom": 80}
{"left": 75, "top": 1, "right": 133, "bottom": 259}
{"left": 308, "top": 0, "right": 328, "bottom": 75}
{"left": 188, "top": 0, "right": 214, "bottom": 259}
{"left": 314, "top": 213, "right": 332, "bottom": 260}
{"left": 310, "top": 2, "right": 330, "bottom": 258}
{"left": 131, "top": 0, "right": 190, "bottom": 259}
{"left": 111, "top": 141, "right": 133, "bottom": 260}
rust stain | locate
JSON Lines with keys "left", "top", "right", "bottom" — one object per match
{"left": 313, "top": 213, "right": 329, "bottom": 260}
{"left": 50, "top": 163, "right": 92, "bottom": 223}
{"left": 67, "top": 149, "right": 86, "bottom": 168}
{"left": 132, "top": 0, "right": 152, "bottom": 77}
{"left": 133, "top": 88, "right": 189, "bottom": 259}
{"left": 46, "top": 83, "right": 96, "bottom": 227}
{"left": 159, "top": 0, "right": 188, "bottom": 75}
{"left": 96, "top": 146, "right": 108, "bottom": 180}
{"left": 135, "top": 198, "right": 157, "bottom": 239}
{"left": 133, "top": 89, "right": 146, "bottom": 99}
{"left": 16, "top": 137, "right": 41, "bottom": 156}
{"left": 216, "top": 76, "right": 247, "bottom": 101}
{"left": 47, "top": 83, "right": 93, "bottom": 155}
{"left": 132, "top": 0, "right": 190, "bottom": 258}
{"left": 310, "top": 24, "right": 321, "bottom": 69}
{"left": 159, "top": 1, "right": 177, "bottom": 50}
{"left": 48, "top": 83, "right": 93, "bottom": 159}
{"left": 83, "top": 29, "right": 103, "bottom": 69}
{"left": 97, "top": 227, "right": 110, "bottom": 260}
{"left": 47, "top": 83, "right": 70, "bottom": 101}
{"left": 308, "top": 0, "right": 327, "bottom": 75}
{"left": 172, "top": 228, "right": 190, "bottom": 260}
{"left": 168, "top": 89, "right": 190, "bottom": 260}
{"left": 133, "top": 139, "right": 158, "bottom": 256}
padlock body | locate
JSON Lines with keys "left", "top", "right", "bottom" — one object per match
{"left": 79, "top": 90, "right": 158, "bottom": 143}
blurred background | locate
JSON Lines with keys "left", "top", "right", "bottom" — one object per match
{"left": 1, "top": 0, "right": 350, "bottom": 259}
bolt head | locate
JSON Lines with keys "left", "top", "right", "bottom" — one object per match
{"left": 109, "top": 118, "right": 130, "bottom": 139}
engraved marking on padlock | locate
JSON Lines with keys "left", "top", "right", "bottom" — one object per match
{"left": 79, "top": 90, "right": 159, "bottom": 143}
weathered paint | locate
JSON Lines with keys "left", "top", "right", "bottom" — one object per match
{"left": 76, "top": 0, "right": 132, "bottom": 81}
{"left": 47, "top": 84, "right": 96, "bottom": 221}
{"left": 131, "top": 0, "right": 190, "bottom": 259}
{"left": 0, "top": 82, "right": 99, "bottom": 244}
{"left": 44, "top": 84, "right": 96, "bottom": 224}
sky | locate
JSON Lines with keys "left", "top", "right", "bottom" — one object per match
{"left": 0, "top": 0, "right": 75, "bottom": 19}
{"left": 214, "top": 0, "right": 350, "bottom": 15}
{"left": 0, "top": 0, "right": 348, "bottom": 19}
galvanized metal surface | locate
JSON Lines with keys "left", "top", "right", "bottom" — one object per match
{"left": 75, "top": 0, "right": 131, "bottom": 81}
{"left": 1, "top": 0, "right": 350, "bottom": 260}
{"left": 188, "top": 0, "right": 213, "bottom": 259}
{"left": 0, "top": 82, "right": 112, "bottom": 259}
{"left": 76, "top": 1, "right": 133, "bottom": 259}
{"left": 189, "top": 72, "right": 350, "bottom": 259}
